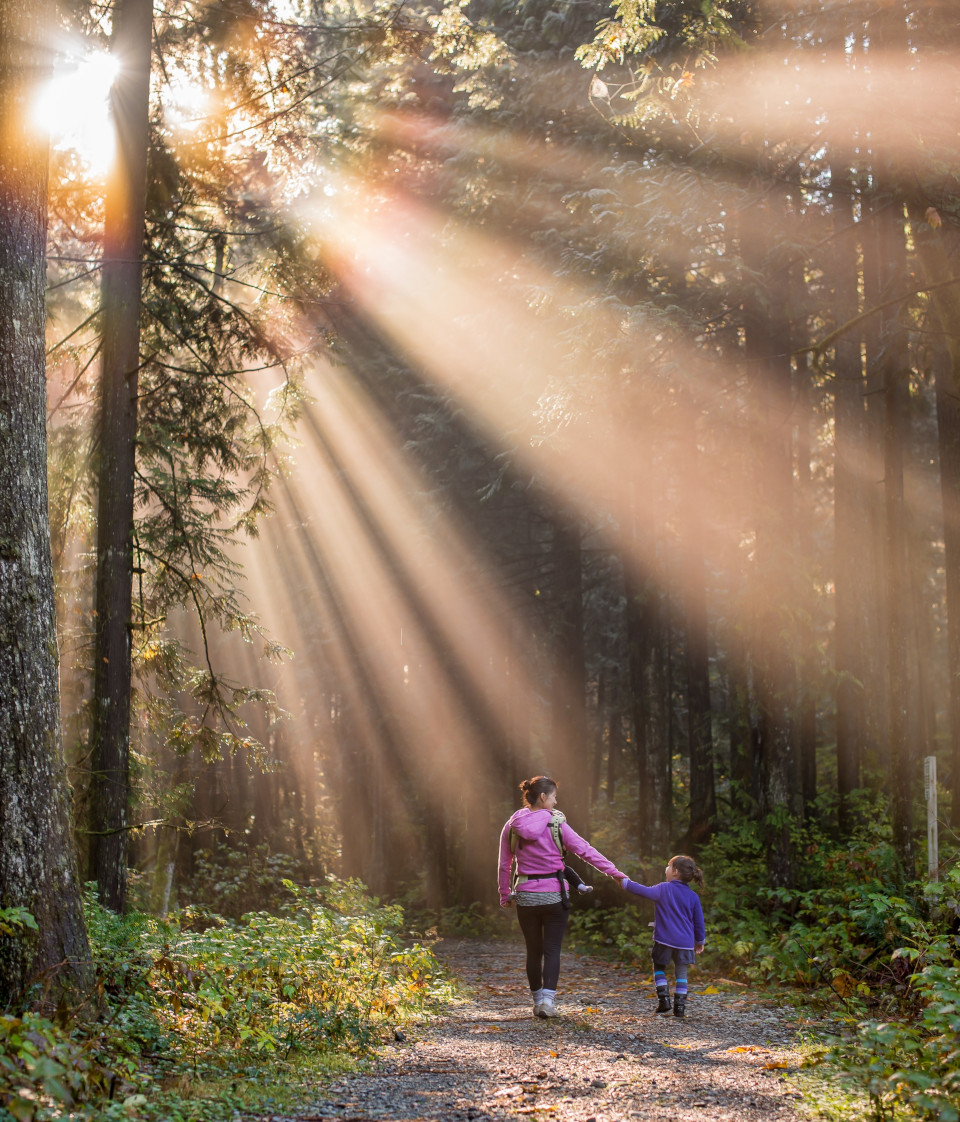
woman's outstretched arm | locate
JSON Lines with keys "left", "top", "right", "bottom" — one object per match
{"left": 560, "top": 822, "right": 626, "bottom": 880}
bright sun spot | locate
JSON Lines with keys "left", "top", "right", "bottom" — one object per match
{"left": 34, "top": 49, "right": 119, "bottom": 173}
{"left": 162, "top": 72, "right": 210, "bottom": 134}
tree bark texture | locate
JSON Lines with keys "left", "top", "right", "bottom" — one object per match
{"left": 831, "top": 168, "right": 868, "bottom": 832}
{"left": 933, "top": 317, "right": 960, "bottom": 836}
{"left": 549, "top": 514, "right": 589, "bottom": 831}
{"left": 740, "top": 196, "right": 798, "bottom": 888}
{"left": 623, "top": 557, "right": 671, "bottom": 852}
{"left": 912, "top": 214, "right": 960, "bottom": 829}
{"left": 794, "top": 362, "right": 817, "bottom": 815}
{"left": 679, "top": 424, "right": 717, "bottom": 846}
{"left": 89, "top": 0, "right": 153, "bottom": 912}
{"left": 876, "top": 204, "right": 913, "bottom": 872}
{"left": 0, "top": 0, "right": 91, "bottom": 1000}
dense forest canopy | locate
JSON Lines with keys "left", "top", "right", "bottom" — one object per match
{"left": 2, "top": 0, "right": 959, "bottom": 1004}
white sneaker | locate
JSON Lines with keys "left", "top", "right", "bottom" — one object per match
{"left": 533, "top": 1003, "right": 543, "bottom": 1018}
{"left": 537, "top": 996, "right": 558, "bottom": 1018}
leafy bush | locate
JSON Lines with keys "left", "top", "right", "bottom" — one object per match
{"left": 815, "top": 868, "right": 960, "bottom": 1121}
{"left": 145, "top": 880, "right": 443, "bottom": 1063}
{"left": 0, "top": 878, "right": 452, "bottom": 1122}
{"left": 565, "top": 806, "right": 960, "bottom": 1118}
{"left": 176, "top": 843, "right": 308, "bottom": 919}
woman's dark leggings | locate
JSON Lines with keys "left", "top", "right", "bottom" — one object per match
{"left": 516, "top": 901, "right": 570, "bottom": 990}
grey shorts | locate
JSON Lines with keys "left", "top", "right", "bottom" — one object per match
{"left": 652, "top": 941, "right": 697, "bottom": 967}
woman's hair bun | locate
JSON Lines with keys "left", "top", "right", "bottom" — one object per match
{"left": 519, "top": 775, "right": 557, "bottom": 805}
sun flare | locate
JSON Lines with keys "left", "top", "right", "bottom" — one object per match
{"left": 34, "top": 48, "right": 119, "bottom": 173}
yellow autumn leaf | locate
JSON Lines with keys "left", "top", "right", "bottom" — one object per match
{"left": 702, "top": 985, "right": 719, "bottom": 994}
{"left": 831, "top": 970, "right": 856, "bottom": 997}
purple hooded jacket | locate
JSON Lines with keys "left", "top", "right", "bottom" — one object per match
{"left": 498, "top": 808, "right": 626, "bottom": 906}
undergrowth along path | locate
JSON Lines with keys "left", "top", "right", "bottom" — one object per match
{"left": 265, "top": 936, "right": 820, "bottom": 1122}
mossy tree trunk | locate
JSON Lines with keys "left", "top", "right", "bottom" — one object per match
{"left": 0, "top": 0, "right": 91, "bottom": 1002}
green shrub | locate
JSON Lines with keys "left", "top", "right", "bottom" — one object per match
{"left": 176, "top": 843, "right": 308, "bottom": 919}
{"left": 0, "top": 878, "right": 452, "bottom": 1122}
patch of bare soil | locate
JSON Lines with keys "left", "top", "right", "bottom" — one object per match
{"left": 262, "top": 937, "right": 817, "bottom": 1122}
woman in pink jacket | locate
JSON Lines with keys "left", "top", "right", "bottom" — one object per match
{"left": 498, "top": 775, "right": 626, "bottom": 1018}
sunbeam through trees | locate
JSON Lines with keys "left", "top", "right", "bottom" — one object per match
{"left": 3, "top": 0, "right": 960, "bottom": 1117}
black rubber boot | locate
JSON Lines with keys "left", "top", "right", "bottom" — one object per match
{"left": 656, "top": 992, "right": 671, "bottom": 1014}
{"left": 673, "top": 995, "right": 686, "bottom": 1019}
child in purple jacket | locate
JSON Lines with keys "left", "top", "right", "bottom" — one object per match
{"left": 621, "top": 855, "right": 705, "bottom": 1019}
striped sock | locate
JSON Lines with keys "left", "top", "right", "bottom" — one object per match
{"left": 654, "top": 970, "right": 668, "bottom": 995}
{"left": 675, "top": 965, "right": 688, "bottom": 997}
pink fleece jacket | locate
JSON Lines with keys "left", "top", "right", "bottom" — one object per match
{"left": 498, "top": 807, "right": 626, "bottom": 906}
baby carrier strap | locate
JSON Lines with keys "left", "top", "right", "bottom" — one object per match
{"left": 509, "top": 811, "right": 569, "bottom": 906}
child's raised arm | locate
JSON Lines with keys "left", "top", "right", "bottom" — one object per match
{"left": 620, "top": 876, "right": 661, "bottom": 900}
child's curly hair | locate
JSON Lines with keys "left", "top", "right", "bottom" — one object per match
{"left": 669, "top": 855, "right": 704, "bottom": 887}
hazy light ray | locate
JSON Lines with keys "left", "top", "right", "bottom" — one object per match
{"left": 698, "top": 53, "right": 960, "bottom": 168}
{"left": 287, "top": 412, "right": 525, "bottom": 785}
{"left": 441, "top": 45, "right": 960, "bottom": 184}
{"left": 301, "top": 358, "right": 544, "bottom": 752}
{"left": 151, "top": 22, "right": 960, "bottom": 847}
{"left": 372, "top": 107, "right": 806, "bottom": 291}
{"left": 275, "top": 426, "right": 501, "bottom": 791}
{"left": 300, "top": 177, "right": 766, "bottom": 569}
{"left": 241, "top": 480, "right": 422, "bottom": 854}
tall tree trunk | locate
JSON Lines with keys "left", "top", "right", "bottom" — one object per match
{"left": 723, "top": 554, "right": 756, "bottom": 811}
{"left": 875, "top": 201, "right": 913, "bottom": 871}
{"left": 550, "top": 514, "right": 589, "bottom": 830}
{"left": 591, "top": 667, "right": 606, "bottom": 806}
{"left": 623, "top": 481, "right": 671, "bottom": 854}
{"left": 89, "top": 0, "right": 153, "bottom": 912}
{"left": 0, "top": 0, "right": 91, "bottom": 999}
{"left": 934, "top": 318, "right": 960, "bottom": 829}
{"left": 831, "top": 165, "right": 868, "bottom": 832}
{"left": 740, "top": 190, "right": 798, "bottom": 887}
{"left": 911, "top": 209, "right": 960, "bottom": 828}
{"left": 606, "top": 706, "right": 621, "bottom": 804}
{"left": 679, "top": 426, "right": 717, "bottom": 846}
{"left": 794, "top": 358, "right": 817, "bottom": 816}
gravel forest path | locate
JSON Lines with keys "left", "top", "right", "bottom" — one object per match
{"left": 270, "top": 937, "right": 819, "bottom": 1122}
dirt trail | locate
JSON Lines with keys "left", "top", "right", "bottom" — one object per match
{"left": 270, "top": 937, "right": 816, "bottom": 1122}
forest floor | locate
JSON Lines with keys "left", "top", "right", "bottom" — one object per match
{"left": 252, "top": 937, "right": 841, "bottom": 1122}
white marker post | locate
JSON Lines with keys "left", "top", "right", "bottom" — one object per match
{"left": 924, "top": 755, "right": 938, "bottom": 882}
